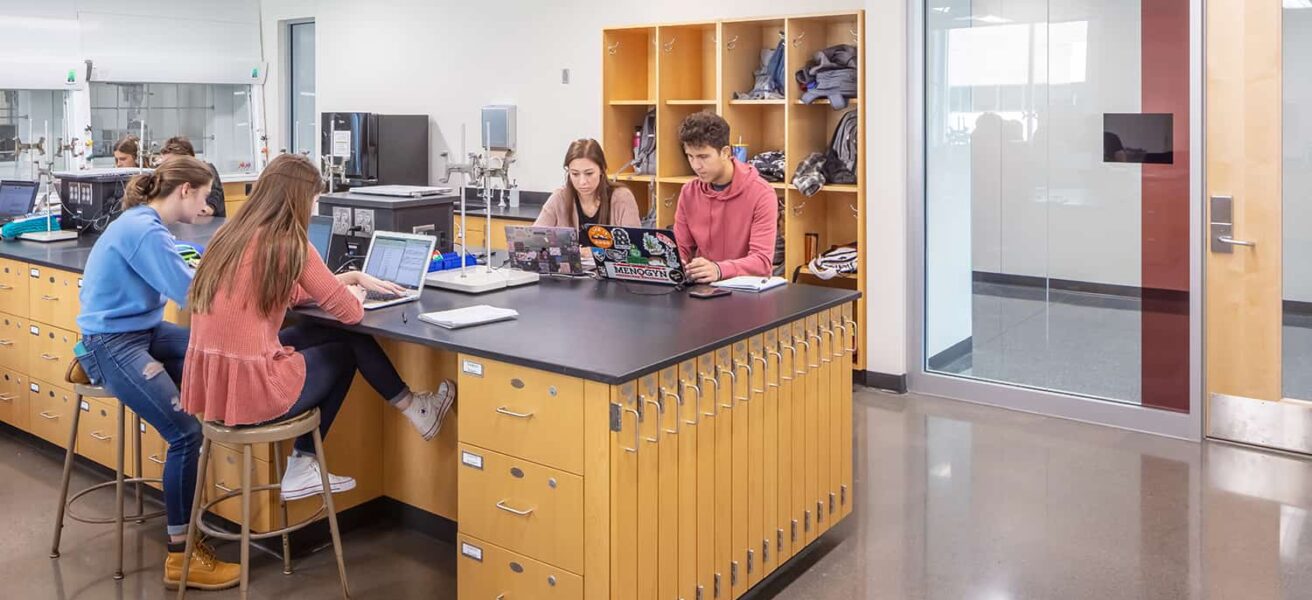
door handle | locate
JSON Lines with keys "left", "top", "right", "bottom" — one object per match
{"left": 621, "top": 406, "right": 640, "bottom": 453}
{"left": 90, "top": 431, "right": 112, "bottom": 441}
{"left": 495, "top": 406, "right": 534, "bottom": 419}
{"left": 682, "top": 381, "right": 702, "bottom": 426}
{"left": 751, "top": 354, "right": 769, "bottom": 393}
{"left": 41, "top": 353, "right": 59, "bottom": 361}
{"left": 641, "top": 394, "right": 662, "bottom": 443}
{"left": 40, "top": 295, "right": 59, "bottom": 301}
{"left": 733, "top": 360, "right": 755, "bottom": 400}
{"left": 1217, "top": 235, "right": 1256, "bottom": 248}
{"left": 779, "top": 344, "right": 798, "bottom": 380}
{"left": 807, "top": 333, "right": 823, "bottom": 367}
{"left": 661, "top": 388, "right": 682, "bottom": 434}
{"left": 0, "top": 394, "right": 13, "bottom": 401}
{"left": 699, "top": 375, "right": 720, "bottom": 417}
{"left": 495, "top": 500, "right": 535, "bottom": 516}
{"left": 716, "top": 366, "right": 741, "bottom": 405}
{"left": 843, "top": 318, "right": 858, "bottom": 354}
{"left": 767, "top": 350, "right": 784, "bottom": 387}
{"left": 833, "top": 323, "right": 849, "bottom": 358}
{"left": 0, "top": 284, "right": 12, "bottom": 290}
{"left": 0, "top": 339, "right": 12, "bottom": 346}
{"left": 40, "top": 411, "right": 58, "bottom": 420}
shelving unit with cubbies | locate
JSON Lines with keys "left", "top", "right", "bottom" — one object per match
{"left": 603, "top": 11, "right": 867, "bottom": 370}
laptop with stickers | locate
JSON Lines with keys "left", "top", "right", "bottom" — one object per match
{"left": 583, "top": 225, "right": 686, "bottom": 286}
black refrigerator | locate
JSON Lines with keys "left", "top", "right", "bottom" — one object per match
{"left": 320, "top": 112, "right": 429, "bottom": 188}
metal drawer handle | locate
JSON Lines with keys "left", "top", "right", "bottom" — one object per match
{"left": 40, "top": 411, "right": 58, "bottom": 420}
{"left": 715, "top": 366, "right": 740, "bottom": 406}
{"left": 661, "top": 388, "right": 682, "bottom": 434}
{"left": 682, "top": 381, "right": 701, "bottom": 426}
{"left": 495, "top": 500, "right": 535, "bottom": 516}
{"left": 215, "top": 482, "right": 235, "bottom": 494}
{"left": 495, "top": 406, "right": 534, "bottom": 419}
{"left": 148, "top": 454, "right": 165, "bottom": 465}
{"left": 0, "top": 393, "right": 13, "bottom": 401}
{"left": 41, "top": 353, "right": 59, "bottom": 361}
{"left": 0, "top": 284, "right": 12, "bottom": 290}
{"left": 40, "top": 295, "right": 59, "bottom": 301}
{"left": 0, "top": 339, "right": 12, "bottom": 346}
{"left": 90, "top": 431, "right": 112, "bottom": 441}
{"left": 751, "top": 354, "right": 768, "bottom": 393}
{"left": 699, "top": 374, "right": 721, "bottom": 416}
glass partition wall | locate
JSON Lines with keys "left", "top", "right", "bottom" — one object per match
{"left": 917, "top": 0, "right": 1199, "bottom": 436}
{"left": 0, "top": 90, "right": 69, "bottom": 180}
{"left": 89, "top": 82, "right": 257, "bottom": 174}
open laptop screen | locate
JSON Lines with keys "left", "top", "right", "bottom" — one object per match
{"left": 0, "top": 181, "right": 38, "bottom": 217}
{"left": 363, "top": 234, "right": 432, "bottom": 289}
{"left": 308, "top": 215, "right": 333, "bottom": 261}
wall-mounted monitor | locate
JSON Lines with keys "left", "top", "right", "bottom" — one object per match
{"left": 1103, "top": 113, "right": 1174, "bottom": 164}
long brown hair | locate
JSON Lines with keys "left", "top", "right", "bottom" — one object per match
{"left": 188, "top": 154, "right": 323, "bottom": 317}
{"left": 122, "top": 156, "right": 212, "bottom": 210}
{"left": 561, "top": 139, "right": 622, "bottom": 228}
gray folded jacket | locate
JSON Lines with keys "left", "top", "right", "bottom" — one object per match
{"left": 801, "top": 68, "right": 858, "bottom": 108}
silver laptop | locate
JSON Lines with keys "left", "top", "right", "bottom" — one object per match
{"left": 359, "top": 230, "right": 437, "bottom": 310}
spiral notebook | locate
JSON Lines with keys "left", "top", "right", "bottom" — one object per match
{"left": 418, "top": 305, "right": 519, "bottom": 329}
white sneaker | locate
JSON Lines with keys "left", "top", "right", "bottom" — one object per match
{"left": 280, "top": 454, "right": 356, "bottom": 501}
{"left": 403, "top": 380, "right": 456, "bottom": 441}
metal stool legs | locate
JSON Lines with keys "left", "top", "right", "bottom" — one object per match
{"left": 49, "top": 396, "right": 85, "bottom": 560}
{"left": 313, "top": 429, "right": 351, "bottom": 599}
{"left": 176, "top": 438, "right": 211, "bottom": 600}
{"left": 271, "top": 442, "right": 293, "bottom": 575}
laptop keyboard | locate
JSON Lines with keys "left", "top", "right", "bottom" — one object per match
{"left": 365, "top": 290, "right": 405, "bottom": 302}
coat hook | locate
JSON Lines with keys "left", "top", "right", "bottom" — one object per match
{"left": 664, "top": 194, "right": 676, "bottom": 208}
{"left": 778, "top": 30, "right": 787, "bottom": 42}
{"left": 849, "top": 28, "right": 859, "bottom": 43}
{"left": 607, "top": 41, "right": 621, "bottom": 55}
{"left": 663, "top": 37, "right": 677, "bottom": 53}
{"left": 792, "top": 201, "right": 807, "bottom": 216}
{"left": 849, "top": 203, "right": 859, "bottom": 218}
{"left": 791, "top": 31, "right": 807, "bottom": 47}
{"left": 726, "top": 35, "right": 739, "bottom": 51}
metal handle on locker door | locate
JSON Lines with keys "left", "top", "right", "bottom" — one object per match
{"left": 779, "top": 344, "right": 798, "bottom": 380}
{"left": 734, "top": 360, "right": 756, "bottom": 400}
{"left": 843, "top": 318, "right": 858, "bottom": 354}
{"left": 832, "top": 323, "right": 848, "bottom": 359}
{"left": 641, "top": 395, "right": 662, "bottom": 443}
{"left": 716, "top": 366, "right": 741, "bottom": 405}
{"left": 700, "top": 375, "right": 722, "bottom": 416}
{"left": 795, "top": 338, "right": 811, "bottom": 374}
{"left": 766, "top": 350, "right": 784, "bottom": 388}
{"left": 751, "top": 354, "right": 769, "bottom": 393}
{"left": 621, "top": 407, "right": 641, "bottom": 453}
{"left": 661, "top": 388, "right": 682, "bottom": 434}
{"left": 682, "top": 381, "right": 702, "bottom": 425}
{"left": 818, "top": 328, "right": 834, "bottom": 364}
{"left": 807, "top": 333, "right": 823, "bottom": 367}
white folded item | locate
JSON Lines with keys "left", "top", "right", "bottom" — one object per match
{"left": 418, "top": 305, "right": 518, "bottom": 329}
{"left": 711, "top": 276, "right": 787, "bottom": 292}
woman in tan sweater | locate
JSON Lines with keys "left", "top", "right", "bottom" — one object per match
{"left": 533, "top": 138, "right": 642, "bottom": 230}
{"left": 181, "top": 154, "right": 455, "bottom": 502}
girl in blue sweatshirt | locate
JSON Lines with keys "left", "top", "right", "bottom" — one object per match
{"left": 76, "top": 156, "right": 241, "bottom": 590}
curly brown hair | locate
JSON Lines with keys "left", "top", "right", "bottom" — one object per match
{"left": 678, "top": 111, "right": 730, "bottom": 151}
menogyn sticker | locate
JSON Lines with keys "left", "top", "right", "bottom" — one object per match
{"left": 607, "top": 262, "right": 679, "bottom": 283}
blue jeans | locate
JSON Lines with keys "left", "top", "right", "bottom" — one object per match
{"left": 276, "top": 323, "right": 409, "bottom": 455}
{"left": 78, "top": 322, "right": 198, "bottom": 537}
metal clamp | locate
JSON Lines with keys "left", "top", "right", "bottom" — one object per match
{"left": 661, "top": 387, "right": 682, "bottom": 434}
{"left": 717, "top": 366, "right": 742, "bottom": 405}
{"left": 701, "top": 374, "right": 723, "bottom": 415}
{"left": 495, "top": 500, "right": 535, "bottom": 516}
{"left": 683, "top": 380, "right": 702, "bottom": 426}
{"left": 495, "top": 406, "right": 534, "bottom": 419}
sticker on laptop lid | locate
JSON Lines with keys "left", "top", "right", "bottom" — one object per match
{"left": 460, "top": 542, "right": 483, "bottom": 562}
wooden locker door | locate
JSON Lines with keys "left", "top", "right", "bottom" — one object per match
{"left": 728, "top": 341, "right": 750, "bottom": 597}
{"left": 655, "top": 367, "right": 683, "bottom": 600}
{"left": 761, "top": 329, "right": 783, "bottom": 568}
{"left": 794, "top": 318, "right": 816, "bottom": 544}
{"left": 774, "top": 325, "right": 796, "bottom": 561}
{"left": 810, "top": 313, "right": 832, "bottom": 535}
{"left": 746, "top": 335, "right": 766, "bottom": 586}
{"left": 841, "top": 304, "right": 856, "bottom": 518}
{"left": 676, "top": 360, "right": 701, "bottom": 600}
{"left": 712, "top": 346, "right": 734, "bottom": 598}
{"left": 611, "top": 382, "right": 640, "bottom": 600}
{"left": 695, "top": 353, "right": 719, "bottom": 600}
{"left": 827, "top": 308, "right": 845, "bottom": 522}
{"left": 637, "top": 374, "right": 661, "bottom": 600}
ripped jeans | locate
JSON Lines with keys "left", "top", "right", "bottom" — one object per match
{"left": 79, "top": 322, "right": 199, "bottom": 537}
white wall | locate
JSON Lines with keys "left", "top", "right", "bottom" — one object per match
{"left": 1284, "top": 10, "right": 1312, "bottom": 303}
{"left": 260, "top": 0, "right": 862, "bottom": 193}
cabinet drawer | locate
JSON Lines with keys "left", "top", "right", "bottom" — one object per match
{"left": 0, "top": 369, "right": 27, "bottom": 429}
{"left": 0, "top": 313, "right": 29, "bottom": 374}
{"left": 457, "top": 534, "right": 583, "bottom": 600}
{"left": 78, "top": 396, "right": 121, "bottom": 469}
{"left": 28, "top": 323, "right": 79, "bottom": 388}
{"left": 457, "top": 443, "right": 583, "bottom": 574}
{"left": 458, "top": 356, "right": 584, "bottom": 475}
{"left": 27, "top": 378, "right": 76, "bottom": 448}
{"left": 29, "top": 266, "right": 81, "bottom": 332}
{"left": 205, "top": 443, "right": 276, "bottom": 531}
{"left": 0, "top": 259, "right": 29, "bottom": 316}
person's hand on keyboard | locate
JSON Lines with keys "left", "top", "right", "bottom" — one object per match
{"left": 338, "top": 270, "right": 409, "bottom": 297}
{"left": 364, "top": 289, "right": 402, "bottom": 302}
{"left": 346, "top": 284, "right": 367, "bottom": 304}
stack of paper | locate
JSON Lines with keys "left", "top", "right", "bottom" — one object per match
{"left": 711, "top": 276, "right": 787, "bottom": 292}
{"left": 418, "top": 305, "right": 519, "bottom": 329}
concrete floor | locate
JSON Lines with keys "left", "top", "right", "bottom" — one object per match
{"left": 2, "top": 388, "right": 1311, "bottom": 599}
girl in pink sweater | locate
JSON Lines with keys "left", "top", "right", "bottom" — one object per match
{"left": 533, "top": 138, "right": 641, "bottom": 230}
{"left": 181, "top": 154, "right": 455, "bottom": 500}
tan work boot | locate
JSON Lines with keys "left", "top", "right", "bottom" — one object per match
{"left": 163, "top": 539, "right": 241, "bottom": 591}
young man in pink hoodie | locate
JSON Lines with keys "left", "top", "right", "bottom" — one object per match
{"left": 674, "top": 111, "right": 779, "bottom": 283}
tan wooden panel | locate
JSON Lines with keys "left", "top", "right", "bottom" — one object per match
{"left": 27, "top": 378, "right": 74, "bottom": 447}
{"left": 457, "top": 534, "right": 583, "bottom": 600}
{"left": 610, "top": 381, "right": 639, "bottom": 599}
{"left": 746, "top": 335, "right": 766, "bottom": 587}
{"left": 656, "top": 367, "right": 681, "bottom": 600}
{"left": 28, "top": 323, "right": 78, "bottom": 389}
{"left": 0, "top": 369, "right": 27, "bottom": 430}
{"left": 676, "top": 359, "right": 703, "bottom": 600}
{"left": 28, "top": 266, "right": 79, "bottom": 332}
{"left": 458, "top": 354, "right": 585, "bottom": 475}
{"left": 383, "top": 343, "right": 459, "bottom": 520}
{"left": 694, "top": 352, "right": 717, "bottom": 598}
{"left": 0, "top": 259, "right": 29, "bottom": 318}
{"left": 1205, "top": 0, "right": 1282, "bottom": 404}
{"left": 582, "top": 380, "right": 612, "bottom": 600}
{"left": 712, "top": 346, "right": 734, "bottom": 596}
{"left": 635, "top": 374, "right": 660, "bottom": 600}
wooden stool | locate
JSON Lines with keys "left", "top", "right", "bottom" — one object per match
{"left": 176, "top": 408, "right": 349, "bottom": 599}
{"left": 49, "top": 381, "right": 166, "bottom": 580}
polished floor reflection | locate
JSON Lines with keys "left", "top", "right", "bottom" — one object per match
{"left": 2, "top": 388, "right": 1310, "bottom": 599}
